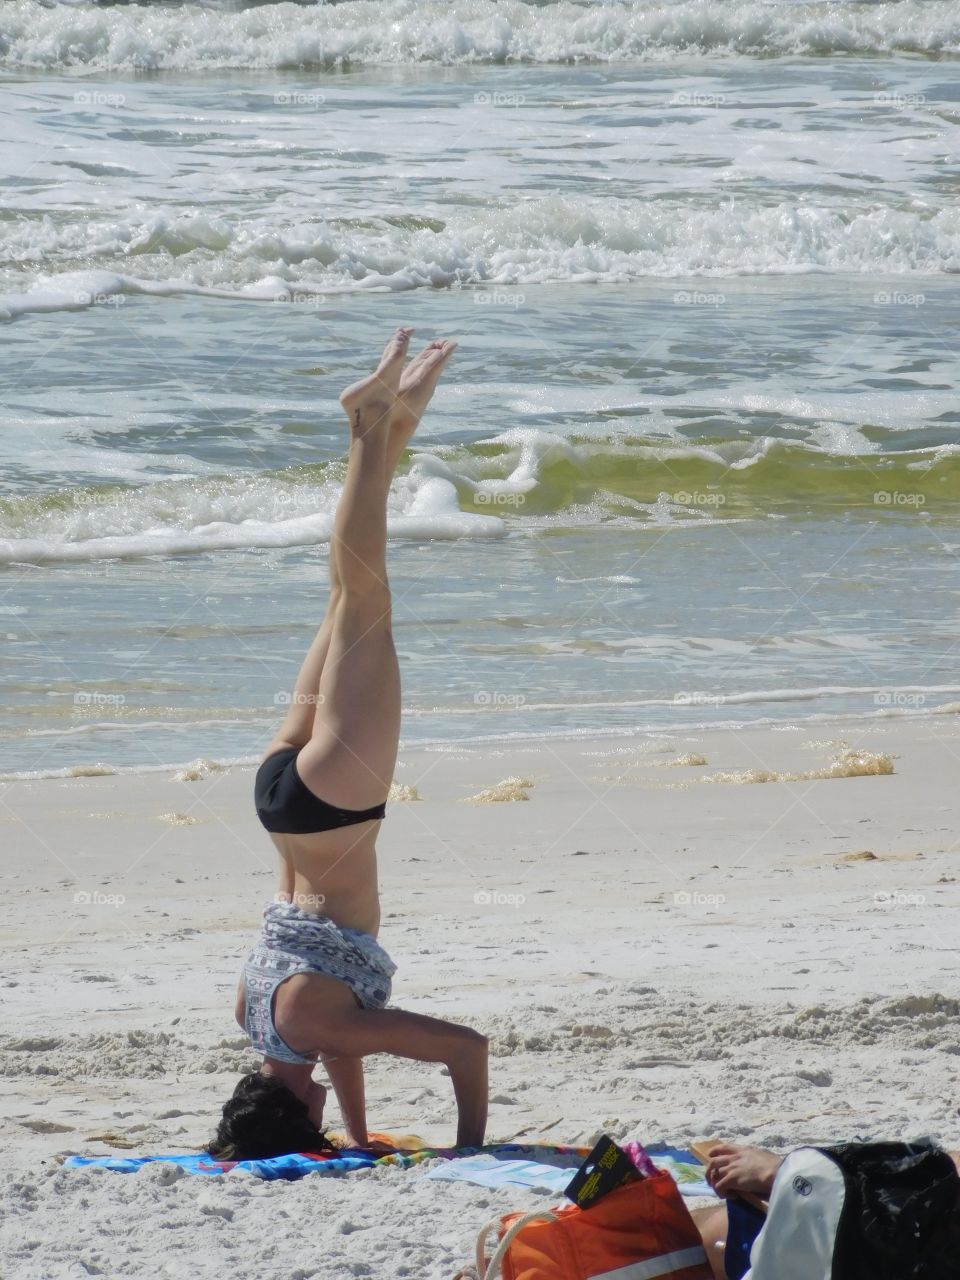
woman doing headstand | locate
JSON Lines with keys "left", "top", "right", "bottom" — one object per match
{"left": 210, "top": 329, "right": 488, "bottom": 1159}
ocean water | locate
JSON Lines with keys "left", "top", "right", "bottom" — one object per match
{"left": 2, "top": 0, "right": 959, "bottom": 775}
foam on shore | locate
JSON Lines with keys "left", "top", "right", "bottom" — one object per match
{"left": 465, "top": 775, "right": 534, "bottom": 803}
{"left": 3, "top": 0, "right": 957, "bottom": 71}
{"left": 700, "top": 748, "right": 895, "bottom": 785}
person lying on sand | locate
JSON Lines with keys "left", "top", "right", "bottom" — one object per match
{"left": 690, "top": 1143, "right": 788, "bottom": 1276}
{"left": 692, "top": 1141, "right": 960, "bottom": 1278}
{"left": 209, "top": 330, "right": 488, "bottom": 1160}
{"left": 453, "top": 1139, "right": 959, "bottom": 1280}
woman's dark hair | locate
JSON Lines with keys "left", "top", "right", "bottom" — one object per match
{"left": 207, "top": 1073, "right": 336, "bottom": 1161}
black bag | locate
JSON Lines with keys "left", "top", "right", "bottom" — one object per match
{"left": 825, "top": 1141, "right": 960, "bottom": 1279}
{"left": 745, "top": 1139, "right": 960, "bottom": 1280}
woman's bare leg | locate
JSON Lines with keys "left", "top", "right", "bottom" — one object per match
{"left": 296, "top": 328, "right": 424, "bottom": 809}
{"left": 264, "top": 335, "right": 455, "bottom": 793}
{"left": 390, "top": 338, "right": 457, "bottom": 470}
{"left": 265, "top": 338, "right": 456, "bottom": 758}
{"left": 265, "top": 572, "right": 342, "bottom": 756}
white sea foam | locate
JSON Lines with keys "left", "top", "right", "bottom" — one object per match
{"left": 401, "top": 684, "right": 960, "bottom": 716}
{"left": 0, "top": 440, "right": 514, "bottom": 562}
{"left": 556, "top": 575, "right": 644, "bottom": 586}
{"left": 0, "top": 419, "right": 954, "bottom": 563}
{"left": 0, "top": 755, "right": 256, "bottom": 782}
{"left": 0, "top": 498, "right": 502, "bottom": 564}
{"left": 2, "top": 0, "right": 958, "bottom": 71}
{"left": 0, "top": 270, "right": 282, "bottom": 323}
{"left": 3, "top": 197, "right": 959, "bottom": 320}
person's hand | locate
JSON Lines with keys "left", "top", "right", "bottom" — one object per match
{"left": 706, "top": 1144, "right": 781, "bottom": 1199}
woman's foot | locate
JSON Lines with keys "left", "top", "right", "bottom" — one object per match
{"left": 705, "top": 1144, "right": 783, "bottom": 1199}
{"left": 390, "top": 339, "right": 457, "bottom": 457}
{"left": 339, "top": 327, "right": 414, "bottom": 435}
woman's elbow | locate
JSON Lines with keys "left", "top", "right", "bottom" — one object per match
{"left": 450, "top": 1026, "right": 487, "bottom": 1063}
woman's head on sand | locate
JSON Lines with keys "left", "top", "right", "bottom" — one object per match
{"left": 208, "top": 1072, "right": 334, "bottom": 1160}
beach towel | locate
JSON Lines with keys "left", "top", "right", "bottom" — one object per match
{"left": 63, "top": 1139, "right": 590, "bottom": 1182}
{"left": 427, "top": 1156, "right": 583, "bottom": 1195}
{"left": 427, "top": 1143, "right": 713, "bottom": 1198}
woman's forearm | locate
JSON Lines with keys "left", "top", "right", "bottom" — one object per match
{"left": 323, "top": 1055, "right": 368, "bottom": 1147}
{"left": 315, "top": 1008, "right": 489, "bottom": 1148}
{"left": 448, "top": 1036, "right": 488, "bottom": 1148}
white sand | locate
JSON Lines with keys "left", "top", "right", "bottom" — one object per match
{"left": 1, "top": 716, "right": 959, "bottom": 1278}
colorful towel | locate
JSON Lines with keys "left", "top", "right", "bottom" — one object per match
{"left": 63, "top": 1138, "right": 713, "bottom": 1197}
{"left": 63, "top": 1139, "right": 590, "bottom": 1183}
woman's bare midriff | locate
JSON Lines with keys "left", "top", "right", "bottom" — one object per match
{"left": 270, "top": 823, "right": 382, "bottom": 937}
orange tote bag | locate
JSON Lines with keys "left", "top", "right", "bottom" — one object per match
{"left": 476, "top": 1170, "right": 714, "bottom": 1280}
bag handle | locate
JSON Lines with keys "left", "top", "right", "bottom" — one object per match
{"left": 476, "top": 1210, "right": 557, "bottom": 1280}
